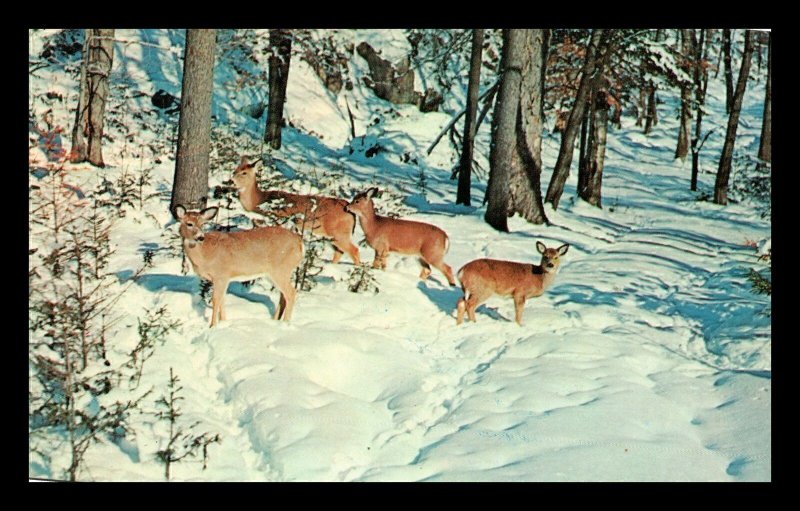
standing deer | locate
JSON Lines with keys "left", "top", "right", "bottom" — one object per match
{"left": 345, "top": 187, "right": 456, "bottom": 286}
{"left": 230, "top": 157, "right": 360, "bottom": 265}
{"left": 456, "top": 241, "right": 569, "bottom": 326}
{"left": 174, "top": 205, "right": 303, "bottom": 326}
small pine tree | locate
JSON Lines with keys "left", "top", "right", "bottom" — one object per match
{"left": 154, "top": 368, "right": 221, "bottom": 480}
{"left": 348, "top": 264, "right": 380, "bottom": 294}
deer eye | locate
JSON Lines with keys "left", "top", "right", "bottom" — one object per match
{"left": 187, "top": 222, "right": 194, "bottom": 227}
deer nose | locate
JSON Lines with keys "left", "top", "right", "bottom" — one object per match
{"left": 222, "top": 179, "right": 234, "bottom": 186}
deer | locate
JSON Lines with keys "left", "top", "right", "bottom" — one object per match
{"left": 456, "top": 241, "right": 570, "bottom": 326}
{"left": 344, "top": 187, "right": 456, "bottom": 286}
{"left": 230, "top": 157, "right": 360, "bottom": 265}
{"left": 174, "top": 204, "right": 303, "bottom": 327}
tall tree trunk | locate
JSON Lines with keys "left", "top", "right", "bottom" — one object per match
{"left": 758, "top": 31, "right": 771, "bottom": 163}
{"left": 644, "top": 84, "right": 658, "bottom": 134}
{"left": 170, "top": 29, "right": 216, "bottom": 214}
{"left": 507, "top": 29, "right": 549, "bottom": 225}
{"left": 578, "top": 87, "right": 609, "bottom": 207}
{"left": 485, "top": 30, "right": 524, "bottom": 232}
{"left": 690, "top": 29, "right": 709, "bottom": 191}
{"left": 456, "top": 29, "right": 484, "bottom": 206}
{"left": 676, "top": 29, "right": 695, "bottom": 160}
{"left": 723, "top": 29, "right": 734, "bottom": 114}
{"left": 70, "top": 29, "right": 114, "bottom": 167}
{"left": 485, "top": 29, "right": 549, "bottom": 230}
{"left": 577, "top": 93, "right": 593, "bottom": 195}
{"left": 265, "top": 29, "right": 292, "bottom": 150}
{"left": 714, "top": 30, "right": 754, "bottom": 205}
{"left": 545, "top": 29, "right": 605, "bottom": 210}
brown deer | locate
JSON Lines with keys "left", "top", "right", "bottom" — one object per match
{"left": 230, "top": 157, "right": 360, "bottom": 265}
{"left": 345, "top": 187, "right": 456, "bottom": 286}
{"left": 174, "top": 205, "right": 303, "bottom": 326}
{"left": 456, "top": 241, "right": 569, "bottom": 326}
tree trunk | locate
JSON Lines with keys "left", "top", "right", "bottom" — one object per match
{"left": 758, "top": 31, "right": 771, "bottom": 163}
{"left": 714, "top": 30, "right": 754, "bottom": 205}
{"left": 485, "top": 30, "right": 524, "bottom": 232}
{"left": 676, "top": 29, "right": 695, "bottom": 160}
{"left": 170, "top": 29, "right": 216, "bottom": 214}
{"left": 723, "top": 29, "right": 734, "bottom": 114}
{"left": 70, "top": 29, "right": 114, "bottom": 167}
{"left": 507, "top": 29, "right": 549, "bottom": 225}
{"left": 545, "top": 29, "right": 605, "bottom": 210}
{"left": 690, "top": 29, "right": 709, "bottom": 191}
{"left": 579, "top": 88, "right": 609, "bottom": 207}
{"left": 644, "top": 84, "right": 658, "bottom": 134}
{"left": 577, "top": 95, "right": 592, "bottom": 194}
{"left": 265, "top": 29, "right": 292, "bottom": 150}
{"left": 485, "top": 30, "right": 549, "bottom": 231}
{"left": 456, "top": 29, "right": 484, "bottom": 206}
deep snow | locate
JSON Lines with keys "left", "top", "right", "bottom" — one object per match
{"left": 29, "top": 29, "right": 770, "bottom": 481}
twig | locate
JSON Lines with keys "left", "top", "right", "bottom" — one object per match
{"left": 426, "top": 81, "right": 499, "bottom": 155}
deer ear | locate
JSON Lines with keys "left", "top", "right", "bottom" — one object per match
{"left": 536, "top": 241, "right": 546, "bottom": 254}
{"left": 200, "top": 207, "right": 219, "bottom": 221}
{"left": 367, "top": 187, "right": 381, "bottom": 198}
{"left": 173, "top": 205, "right": 186, "bottom": 220}
{"left": 557, "top": 243, "right": 570, "bottom": 256}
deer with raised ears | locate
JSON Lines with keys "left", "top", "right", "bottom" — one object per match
{"left": 345, "top": 187, "right": 457, "bottom": 286}
{"left": 174, "top": 205, "right": 303, "bottom": 326}
{"left": 230, "top": 156, "right": 360, "bottom": 265}
{"left": 456, "top": 241, "right": 569, "bottom": 326}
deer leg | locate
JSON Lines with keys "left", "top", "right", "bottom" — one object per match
{"left": 273, "top": 275, "right": 297, "bottom": 321}
{"left": 433, "top": 261, "right": 456, "bottom": 286}
{"left": 513, "top": 293, "right": 526, "bottom": 326}
{"left": 456, "top": 297, "right": 467, "bottom": 325}
{"left": 418, "top": 259, "right": 432, "bottom": 280}
{"left": 331, "top": 245, "right": 344, "bottom": 264}
{"left": 210, "top": 280, "right": 230, "bottom": 327}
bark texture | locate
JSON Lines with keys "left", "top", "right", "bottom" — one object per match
{"left": 265, "top": 29, "right": 292, "bottom": 150}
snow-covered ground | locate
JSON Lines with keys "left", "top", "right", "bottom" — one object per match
{"left": 29, "top": 29, "right": 770, "bottom": 481}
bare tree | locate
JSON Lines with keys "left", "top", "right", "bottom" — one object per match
{"left": 70, "top": 29, "right": 114, "bottom": 167}
{"left": 690, "top": 29, "right": 711, "bottom": 191}
{"left": 722, "top": 29, "right": 734, "bottom": 114}
{"left": 545, "top": 29, "right": 605, "bottom": 210}
{"left": 484, "top": 29, "right": 549, "bottom": 231}
{"left": 170, "top": 29, "right": 216, "bottom": 214}
{"left": 265, "top": 29, "right": 292, "bottom": 150}
{"left": 456, "top": 29, "right": 484, "bottom": 206}
{"left": 714, "top": 30, "right": 754, "bottom": 205}
{"left": 758, "top": 31, "right": 771, "bottom": 163}
{"left": 577, "top": 82, "right": 610, "bottom": 207}
{"left": 675, "top": 29, "right": 695, "bottom": 160}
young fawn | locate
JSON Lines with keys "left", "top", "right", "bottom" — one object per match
{"left": 174, "top": 205, "right": 303, "bottom": 327}
{"left": 456, "top": 241, "right": 569, "bottom": 326}
{"left": 345, "top": 187, "right": 456, "bottom": 286}
{"left": 230, "top": 157, "right": 360, "bottom": 265}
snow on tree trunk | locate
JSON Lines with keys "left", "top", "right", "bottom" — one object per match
{"left": 714, "top": 30, "right": 754, "bottom": 206}
{"left": 265, "top": 29, "right": 292, "bottom": 150}
{"left": 758, "top": 31, "right": 771, "bottom": 163}
{"left": 545, "top": 29, "right": 605, "bottom": 210}
{"left": 69, "top": 29, "right": 114, "bottom": 167}
{"left": 456, "top": 29, "right": 484, "bottom": 206}
{"left": 485, "top": 29, "right": 549, "bottom": 231}
{"left": 170, "top": 29, "right": 216, "bottom": 214}
{"left": 676, "top": 29, "right": 694, "bottom": 160}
